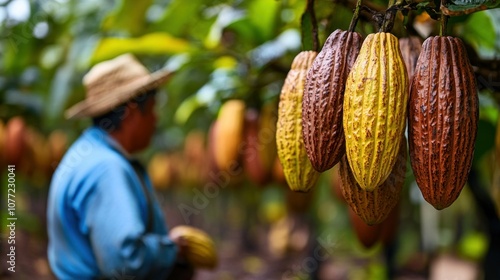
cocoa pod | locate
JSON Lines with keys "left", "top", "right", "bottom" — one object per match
{"left": 242, "top": 103, "right": 277, "bottom": 186}
{"left": 272, "top": 156, "right": 287, "bottom": 185}
{"left": 302, "top": 30, "right": 363, "bottom": 172}
{"left": 349, "top": 201, "right": 400, "bottom": 249}
{"left": 348, "top": 207, "right": 382, "bottom": 249}
{"left": 4, "top": 116, "right": 27, "bottom": 167}
{"left": 48, "top": 129, "right": 68, "bottom": 171}
{"left": 276, "top": 51, "right": 320, "bottom": 192}
{"left": 148, "top": 153, "right": 175, "bottom": 190}
{"left": 379, "top": 202, "right": 400, "bottom": 246}
{"left": 340, "top": 136, "right": 407, "bottom": 225}
{"left": 399, "top": 36, "right": 423, "bottom": 81}
{"left": 285, "top": 187, "right": 315, "bottom": 214}
{"left": 409, "top": 36, "right": 479, "bottom": 210}
{"left": 214, "top": 100, "right": 245, "bottom": 171}
{"left": 330, "top": 164, "right": 346, "bottom": 204}
{"left": 343, "top": 32, "right": 409, "bottom": 191}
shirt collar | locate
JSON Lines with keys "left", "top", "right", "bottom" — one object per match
{"left": 89, "top": 126, "right": 133, "bottom": 160}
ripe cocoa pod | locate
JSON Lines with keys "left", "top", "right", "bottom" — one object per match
{"left": 340, "top": 136, "right": 407, "bottom": 225}
{"left": 302, "top": 30, "right": 363, "bottom": 172}
{"left": 399, "top": 36, "right": 423, "bottom": 81}
{"left": 276, "top": 51, "right": 320, "bottom": 192}
{"left": 214, "top": 100, "right": 245, "bottom": 171}
{"left": 409, "top": 36, "right": 479, "bottom": 210}
{"left": 343, "top": 32, "right": 409, "bottom": 191}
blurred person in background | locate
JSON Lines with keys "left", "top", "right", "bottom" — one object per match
{"left": 47, "top": 54, "right": 192, "bottom": 280}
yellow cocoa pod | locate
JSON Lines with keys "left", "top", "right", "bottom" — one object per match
{"left": 343, "top": 33, "right": 409, "bottom": 191}
{"left": 276, "top": 51, "right": 320, "bottom": 192}
{"left": 214, "top": 100, "right": 245, "bottom": 171}
{"left": 169, "top": 225, "right": 218, "bottom": 269}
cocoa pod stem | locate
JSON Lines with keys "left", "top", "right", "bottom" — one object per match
{"left": 348, "top": 0, "right": 363, "bottom": 32}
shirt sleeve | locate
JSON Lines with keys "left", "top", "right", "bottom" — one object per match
{"left": 78, "top": 162, "right": 178, "bottom": 279}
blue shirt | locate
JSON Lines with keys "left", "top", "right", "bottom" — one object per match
{"left": 47, "top": 126, "right": 177, "bottom": 279}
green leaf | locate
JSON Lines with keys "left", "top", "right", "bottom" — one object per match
{"left": 150, "top": 0, "right": 203, "bottom": 37}
{"left": 90, "top": 32, "right": 192, "bottom": 64}
{"left": 462, "top": 10, "right": 496, "bottom": 56}
{"left": 247, "top": 0, "right": 281, "bottom": 43}
{"left": 102, "top": 0, "right": 153, "bottom": 35}
{"left": 444, "top": 0, "right": 500, "bottom": 15}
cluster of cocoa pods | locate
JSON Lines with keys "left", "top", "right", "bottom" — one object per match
{"left": 149, "top": 99, "right": 286, "bottom": 190}
{"left": 0, "top": 116, "right": 69, "bottom": 186}
{"left": 276, "top": 28, "right": 479, "bottom": 233}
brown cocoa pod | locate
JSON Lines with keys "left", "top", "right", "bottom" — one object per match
{"left": 340, "top": 136, "right": 407, "bottom": 225}
{"left": 409, "top": 36, "right": 479, "bottom": 210}
{"left": 343, "top": 33, "right": 409, "bottom": 191}
{"left": 399, "top": 36, "right": 423, "bottom": 81}
{"left": 276, "top": 51, "right": 320, "bottom": 192}
{"left": 302, "top": 30, "right": 363, "bottom": 172}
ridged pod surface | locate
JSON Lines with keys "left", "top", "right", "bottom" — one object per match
{"left": 169, "top": 225, "right": 218, "bottom": 269}
{"left": 277, "top": 51, "right": 320, "bottom": 192}
{"left": 399, "top": 36, "right": 422, "bottom": 81}
{"left": 409, "top": 36, "right": 478, "bottom": 210}
{"left": 302, "top": 30, "right": 363, "bottom": 172}
{"left": 343, "top": 33, "right": 409, "bottom": 191}
{"left": 340, "top": 136, "right": 407, "bottom": 225}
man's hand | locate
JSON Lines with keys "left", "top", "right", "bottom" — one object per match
{"left": 169, "top": 233, "right": 189, "bottom": 261}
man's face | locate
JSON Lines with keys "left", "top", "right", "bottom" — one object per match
{"left": 129, "top": 95, "right": 157, "bottom": 152}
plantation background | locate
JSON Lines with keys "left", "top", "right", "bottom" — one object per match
{"left": 1, "top": 0, "right": 500, "bottom": 279}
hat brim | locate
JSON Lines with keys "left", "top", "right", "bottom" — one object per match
{"left": 65, "top": 69, "right": 173, "bottom": 119}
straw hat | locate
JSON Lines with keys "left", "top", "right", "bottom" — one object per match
{"left": 65, "top": 53, "right": 172, "bottom": 119}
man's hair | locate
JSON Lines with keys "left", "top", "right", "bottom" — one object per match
{"left": 92, "top": 89, "right": 156, "bottom": 132}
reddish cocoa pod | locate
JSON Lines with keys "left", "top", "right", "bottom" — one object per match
{"left": 242, "top": 106, "right": 277, "bottom": 186}
{"left": 330, "top": 164, "right": 346, "bottom": 204}
{"left": 399, "top": 36, "right": 423, "bottom": 81}
{"left": 4, "top": 116, "right": 27, "bottom": 167}
{"left": 348, "top": 207, "right": 382, "bottom": 249}
{"left": 285, "top": 187, "right": 315, "bottom": 214}
{"left": 272, "top": 156, "right": 287, "bottom": 185}
{"left": 380, "top": 202, "right": 400, "bottom": 246}
{"left": 302, "top": 30, "right": 363, "bottom": 172}
{"left": 340, "top": 136, "right": 407, "bottom": 225}
{"left": 409, "top": 36, "right": 479, "bottom": 210}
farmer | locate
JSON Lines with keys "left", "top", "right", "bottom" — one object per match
{"left": 47, "top": 54, "right": 191, "bottom": 279}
